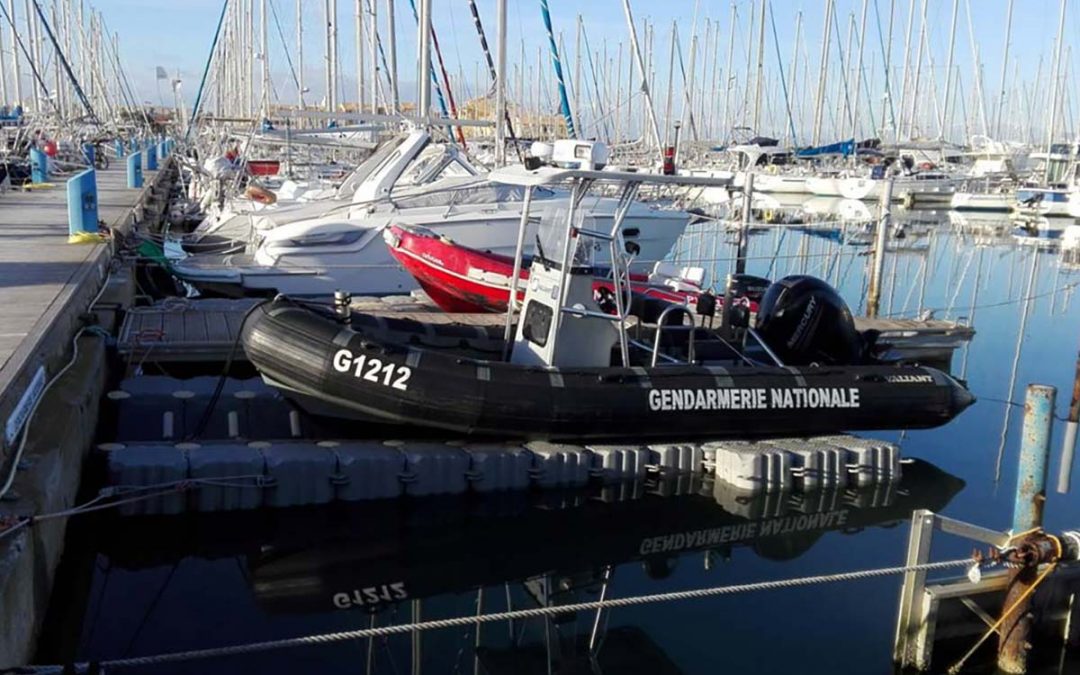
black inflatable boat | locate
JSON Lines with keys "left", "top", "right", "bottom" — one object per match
{"left": 242, "top": 273, "right": 974, "bottom": 440}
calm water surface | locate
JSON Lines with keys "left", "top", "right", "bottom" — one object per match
{"left": 35, "top": 205, "right": 1080, "bottom": 674}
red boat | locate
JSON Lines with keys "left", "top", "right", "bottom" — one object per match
{"left": 382, "top": 224, "right": 736, "bottom": 315}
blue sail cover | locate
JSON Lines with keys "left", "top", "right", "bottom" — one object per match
{"left": 796, "top": 139, "right": 855, "bottom": 157}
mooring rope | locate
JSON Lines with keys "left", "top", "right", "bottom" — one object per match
{"left": 30, "top": 557, "right": 982, "bottom": 672}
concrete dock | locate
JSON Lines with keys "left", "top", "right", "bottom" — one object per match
{"left": 0, "top": 159, "right": 166, "bottom": 666}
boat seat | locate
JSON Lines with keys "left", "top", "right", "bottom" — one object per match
{"left": 627, "top": 292, "right": 688, "bottom": 325}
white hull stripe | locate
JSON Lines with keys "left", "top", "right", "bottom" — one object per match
{"left": 705, "top": 365, "right": 734, "bottom": 387}
{"left": 332, "top": 328, "right": 353, "bottom": 347}
{"left": 631, "top": 366, "right": 651, "bottom": 388}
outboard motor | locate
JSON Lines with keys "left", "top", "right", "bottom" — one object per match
{"left": 754, "top": 275, "right": 866, "bottom": 365}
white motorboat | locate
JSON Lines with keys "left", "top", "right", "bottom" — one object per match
{"left": 1014, "top": 186, "right": 1072, "bottom": 217}
{"left": 950, "top": 178, "right": 1016, "bottom": 212}
{"left": 171, "top": 134, "right": 696, "bottom": 297}
{"left": 811, "top": 170, "right": 957, "bottom": 203}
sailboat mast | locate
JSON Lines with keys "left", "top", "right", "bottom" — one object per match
{"left": 964, "top": 0, "right": 989, "bottom": 137}
{"left": 386, "top": 0, "right": 398, "bottom": 113}
{"left": 260, "top": 0, "right": 269, "bottom": 116}
{"left": 907, "top": 0, "right": 927, "bottom": 138}
{"left": 811, "top": 0, "right": 833, "bottom": 145}
{"left": 850, "top": 0, "right": 868, "bottom": 141}
{"left": 368, "top": 0, "right": 377, "bottom": 113}
{"left": 897, "top": 0, "right": 915, "bottom": 140}
{"left": 787, "top": 10, "right": 802, "bottom": 145}
{"left": 494, "top": 0, "right": 506, "bottom": 164}
{"left": 721, "top": 2, "right": 736, "bottom": 140}
{"left": 416, "top": 0, "right": 431, "bottom": 116}
{"left": 880, "top": 0, "right": 896, "bottom": 140}
{"left": 296, "top": 0, "right": 304, "bottom": 112}
{"left": 573, "top": 14, "right": 581, "bottom": 134}
{"left": 354, "top": 0, "right": 363, "bottom": 111}
{"left": 324, "top": 0, "right": 334, "bottom": 114}
{"left": 1043, "top": 0, "right": 1067, "bottom": 184}
{"left": 939, "top": 0, "right": 958, "bottom": 140}
{"left": 993, "top": 0, "right": 1013, "bottom": 138}
{"left": 751, "top": 0, "right": 766, "bottom": 132}
{"left": 740, "top": 1, "right": 753, "bottom": 128}
{"left": 621, "top": 0, "right": 662, "bottom": 155}
{"left": 0, "top": 7, "right": 6, "bottom": 103}
{"left": 663, "top": 20, "right": 676, "bottom": 145}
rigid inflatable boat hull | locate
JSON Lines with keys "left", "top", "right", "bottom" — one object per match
{"left": 243, "top": 301, "right": 975, "bottom": 441}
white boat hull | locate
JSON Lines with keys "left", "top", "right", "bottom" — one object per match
{"left": 173, "top": 200, "right": 690, "bottom": 297}
{"left": 950, "top": 191, "right": 1013, "bottom": 211}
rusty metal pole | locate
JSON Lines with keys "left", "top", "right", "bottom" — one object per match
{"left": 1013, "top": 384, "right": 1056, "bottom": 532}
{"left": 999, "top": 556, "right": 1040, "bottom": 673}
{"left": 999, "top": 384, "right": 1057, "bottom": 674}
{"left": 1056, "top": 344, "right": 1080, "bottom": 493}
{"left": 866, "top": 177, "right": 894, "bottom": 318}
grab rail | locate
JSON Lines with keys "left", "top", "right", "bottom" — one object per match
{"left": 650, "top": 305, "right": 697, "bottom": 367}
{"left": 746, "top": 328, "right": 785, "bottom": 366}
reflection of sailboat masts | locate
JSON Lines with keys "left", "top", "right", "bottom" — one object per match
{"left": 995, "top": 250, "right": 1040, "bottom": 483}
{"left": 960, "top": 248, "right": 985, "bottom": 380}
{"left": 588, "top": 565, "right": 613, "bottom": 653}
{"left": 918, "top": 229, "right": 936, "bottom": 314}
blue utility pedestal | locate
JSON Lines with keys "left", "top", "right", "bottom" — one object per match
{"left": 114, "top": 139, "right": 125, "bottom": 158}
{"left": 29, "top": 147, "right": 47, "bottom": 183}
{"left": 146, "top": 144, "right": 157, "bottom": 170}
{"left": 127, "top": 152, "right": 143, "bottom": 188}
{"left": 82, "top": 143, "right": 95, "bottom": 167}
{"left": 67, "top": 169, "right": 99, "bottom": 238}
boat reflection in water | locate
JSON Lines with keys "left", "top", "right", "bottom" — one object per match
{"left": 64, "top": 460, "right": 963, "bottom": 673}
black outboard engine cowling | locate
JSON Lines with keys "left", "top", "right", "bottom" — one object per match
{"left": 754, "top": 275, "right": 866, "bottom": 365}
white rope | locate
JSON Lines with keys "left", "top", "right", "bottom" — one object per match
{"left": 0, "top": 268, "right": 114, "bottom": 501}
{"left": 33, "top": 557, "right": 981, "bottom": 672}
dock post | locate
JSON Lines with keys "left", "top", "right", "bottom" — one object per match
{"left": 867, "top": 178, "right": 894, "bottom": 318}
{"left": 735, "top": 172, "right": 753, "bottom": 275}
{"left": 1013, "top": 384, "right": 1056, "bottom": 533}
{"left": 29, "top": 146, "right": 47, "bottom": 183}
{"left": 997, "top": 384, "right": 1057, "bottom": 674}
{"left": 893, "top": 509, "right": 936, "bottom": 669}
{"left": 65, "top": 170, "right": 99, "bottom": 240}
{"left": 1057, "top": 345, "right": 1080, "bottom": 493}
{"left": 127, "top": 152, "right": 143, "bottom": 189}
{"left": 114, "top": 138, "right": 125, "bottom": 158}
{"left": 128, "top": 137, "right": 139, "bottom": 155}
{"left": 145, "top": 143, "right": 158, "bottom": 171}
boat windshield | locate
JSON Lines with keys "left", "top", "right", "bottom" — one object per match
{"left": 334, "top": 134, "right": 409, "bottom": 198}
{"left": 534, "top": 207, "right": 598, "bottom": 269}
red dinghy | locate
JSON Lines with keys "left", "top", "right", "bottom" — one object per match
{"left": 382, "top": 224, "right": 722, "bottom": 314}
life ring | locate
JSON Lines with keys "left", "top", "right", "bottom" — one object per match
{"left": 245, "top": 184, "right": 277, "bottom": 205}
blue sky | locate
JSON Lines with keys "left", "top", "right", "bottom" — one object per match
{"left": 92, "top": 0, "right": 1075, "bottom": 140}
